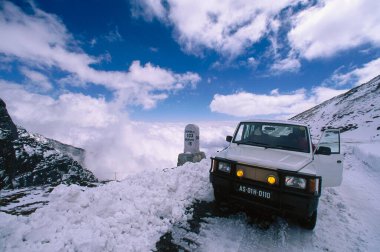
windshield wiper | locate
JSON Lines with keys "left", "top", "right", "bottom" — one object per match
{"left": 236, "top": 140, "right": 269, "bottom": 147}
{"left": 274, "top": 144, "right": 304, "bottom": 152}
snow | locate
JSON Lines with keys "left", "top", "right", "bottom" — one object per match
{"left": 43, "top": 150, "right": 56, "bottom": 158}
{"left": 22, "top": 144, "right": 36, "bottom": 156}
{"left": 1, "top": 77, "right": 380, "bottom": 251}
{"left": 292, "top": 75, "right": 380, "bottom": 142}
{"left": 1, "top": 143, "right": 380, "bottom": 251}
{"left": 162, "top": 144, "right": 380, "bottom": 251}
{"left": 0, "top": 186, "right": 51, "bottom": 214}
{"left": 0, "top": 160, "right": 213, "bottom": 252}
{"left": 353, "top": 143, "right": 380, "bottom": 170}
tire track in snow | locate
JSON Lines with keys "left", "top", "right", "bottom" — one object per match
{"left": 157, "top": 145, "right": 378, "bottom": 251}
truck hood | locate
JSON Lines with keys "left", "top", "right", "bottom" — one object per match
{"left": 216, "top": 145, "right": 312, "bottom": 172}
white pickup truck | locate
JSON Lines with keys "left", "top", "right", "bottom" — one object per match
{"left": 210, "top": 120, "right": 343, "bottom": 229}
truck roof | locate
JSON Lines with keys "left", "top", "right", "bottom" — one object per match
{"left": 240, "top": 119, "right": 309, "bottom": 127}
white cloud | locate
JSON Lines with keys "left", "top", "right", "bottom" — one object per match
{"left": 331, "top": 58, "right": 380, "bottom": 86}
{"left": 246, "top": 57, "right": 259, "bottom": 68}
{"left": 131, "top": 0, "right": 167, "bottom": 21}
{"left": 312, "top": 86, "right": 348, "bottom": 104}
{"left": 149, "top": 47, "right": 158, "bottom": 52}
{"left": 0, "top": 55, "right": 13, "bottom": 72}
{"left": 0, "top": 80, "right": 117, "bottom": 130}
{"left": 89, "top": 38, "right": 97, "bottom": 47}
{"left": 289, "top": 0, "right": 380, "bottom": 59}
{"left": 104, "top": 26, "right": 123, "bottom": 42}
{"left": 270, "top": 88, "right": 280, "bottom": 95}
{"left": 209, "top": 86, "right": 348, "bottom": 118}
{"left": 0, "top": 1, "right": 200, "bottom": 109}
{"left": 1, "top": 80, "right": 234, "bottom": 180}
{"left": 135, "top": 0, "right": 301, "bottom": 58}
{"left": 133, "top": 0, "right": 380, "bottom": 72}
{"left": 20, "top": 67, "right": 53, "bottom": 92}
{"left": 270, "top": 56, "right": 300, "bottom": 73}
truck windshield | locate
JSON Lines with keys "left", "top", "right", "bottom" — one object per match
{"left": 233, "top": 122, "right": 310, "bottom": 153}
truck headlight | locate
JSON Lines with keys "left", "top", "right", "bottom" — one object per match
{"left": 285, "top": 176, "right": 306, "bottom": 189}
{"left": 218, "top": 162, "right": 231, "bottom": 173}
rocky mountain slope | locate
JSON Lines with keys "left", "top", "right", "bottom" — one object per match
{"left": 291, "top": 75, "right": 380, "bottom": 141}
{"left": 46, "top": 138, "right": 86, "bottom": 166}
{"left": 0, "top": 98, "right": 97, "bottom": 189}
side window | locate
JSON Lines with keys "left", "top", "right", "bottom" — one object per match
{"left": 234, "top": 124, "right": 256, "bottom": 142}
{"left": 234, "top": 124, "right": 244, "bottom": 141}
{"left": 318, "top": 130, "right": 340, "bottom": 154}
{"left": 244, "top": 124, "right": 255, "bottom": 140}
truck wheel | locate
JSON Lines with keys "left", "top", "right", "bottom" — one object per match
{"left": 299, "top": 210, "right": 317, "bottom": 230}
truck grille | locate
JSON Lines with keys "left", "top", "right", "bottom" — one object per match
{"left": 236, "top": 164, "right": 279, "bottom": 185}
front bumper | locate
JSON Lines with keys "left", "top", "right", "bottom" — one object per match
{"left": 210, "top": 158, "right": 321, "bottom": 218}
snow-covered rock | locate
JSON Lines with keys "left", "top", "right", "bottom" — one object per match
{"left": 12, "top": 127, "right": 97, "bottom": 188}
{"left": 0, "top": 98, "right": 97, "bottom": 189}
{"left": 292, "top": 75, "right": 380, "bottom": 141}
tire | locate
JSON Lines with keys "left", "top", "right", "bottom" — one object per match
{"left": 299, "top": 210, "right": 317, "bottom": 230}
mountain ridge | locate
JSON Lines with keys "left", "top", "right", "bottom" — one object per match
{"left": 291, "top": 75, "right": 380, "bottom": 141}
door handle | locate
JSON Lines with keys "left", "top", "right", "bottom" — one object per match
{"left": 337, "top": 160, "right": 342, "bottom": 164}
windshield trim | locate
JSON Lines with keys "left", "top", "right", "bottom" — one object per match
{"left": 232, "top": 122, "right": 311, "bottom": 153}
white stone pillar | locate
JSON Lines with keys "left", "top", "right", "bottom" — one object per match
{"left": 177, "top": 124, "right": 206, "bottom": 166}
{"left": 184, "top": 124, "right": 200, "bottom": 153}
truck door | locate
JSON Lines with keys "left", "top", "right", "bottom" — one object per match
{"left": 314, "top": 129, "right": 343, "bottom": 187}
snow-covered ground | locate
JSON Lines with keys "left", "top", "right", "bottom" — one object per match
{"left": 352, "top": 143, "right": 380, "bottom": 171}
{"left": 0, "top": 161, "right": 213, "bottom": 251}
{"left": 0, "top": 186, "right": 52, "bottom": 216}
{"left": 182, "top": 143, "right": 380, "bottom": 252}
{"left": 1, "top": 141, "right": 380, "bottom": 251}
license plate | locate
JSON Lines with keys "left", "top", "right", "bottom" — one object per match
{"left": 236, "top": 184, "right": 272, "bottom": 200}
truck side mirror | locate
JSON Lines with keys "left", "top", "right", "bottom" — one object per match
{"left": 226, "top": 135, "right": 233, "bottom": 142}
{"left": 315, "top": 146, "right": 331, "bottom": 155}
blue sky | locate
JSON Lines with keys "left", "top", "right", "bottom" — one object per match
{"left": 1, "top": 0, "right": 379, "bottom": 174}
{"left": 1, "top": 0, "right": 380, "bottom": 122}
